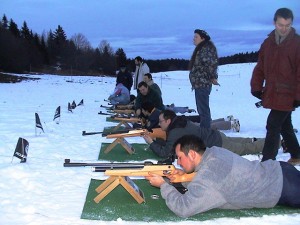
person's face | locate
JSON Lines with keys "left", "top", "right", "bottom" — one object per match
{"left": 135, "top": 59, "right": 140, "bottom": 66}
{"left": 143, "top": 76, "right": 150, "bottom": 83}
{"left": 193, "top": 33, "right": 204, "bottom": 46}
{"left": 175, "top": 144, "right": 195, "bottom": 173}
{"left": 274, "top": 17, "right": 292, "bottom": 36}
{"left": 158, "top": 114, "right": 170, "bottom": 131}
{"left": 138, "top": 85, "right": 148, "bottom": 95}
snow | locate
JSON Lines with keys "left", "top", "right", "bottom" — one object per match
{"left": 0, "top": 63, "right": 299, "bottom": 225}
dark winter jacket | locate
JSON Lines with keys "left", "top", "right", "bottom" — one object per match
{"left": 189, "top": 41, "right": 218, "bottom": 89}
{"left": 116, "top": 69, "right": 133, "bottom": 92}
{"left": 251, "top": 28, "right": 300, "bottom": 111}
{"left": 135, "top": 88, "right": 164, "bottom": 111}
{"left": 145, "top": 108, "right": 161, "bottom": 130}
{"left": 149, "top": 116, "right": 222, "bottom": 158}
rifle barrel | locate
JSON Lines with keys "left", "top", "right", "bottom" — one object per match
{"left": 92, "top": 165, "right": 144, "bottom": 172}
{"left": 63, "top": 159, "right": 154, "bottom": 167}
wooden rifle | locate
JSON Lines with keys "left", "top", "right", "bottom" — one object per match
{"left": 92, "top": 161, "right": 195, "bottom": 183}
{"left": 82, "top": 129, "right": 132, "bottom": 136}
{"left": 105, "top": 128, "right": 166, "bottom": 140}
{"left": 108, "top": 109, "right": 135, "bottom": 116}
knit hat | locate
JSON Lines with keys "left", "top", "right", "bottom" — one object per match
{"left": 194, "top": 29, "right": 211, "bottom": 41}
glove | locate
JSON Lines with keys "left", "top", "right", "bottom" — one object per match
{"left": 251, "top": 91, "right": 262, "bottom": 100}
{"left": 293, "top": 100, "right": 300, "bottom": 108}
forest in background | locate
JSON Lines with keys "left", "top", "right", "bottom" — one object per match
{"left": 0, "top": 14, "right": 258, "bottom": 76}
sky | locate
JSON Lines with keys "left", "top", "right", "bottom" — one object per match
{"left": 1, "top": 63, "right": 300, "bottom": 224}
{"left": 0, "top": 0, "right": 300, "bottom": 59}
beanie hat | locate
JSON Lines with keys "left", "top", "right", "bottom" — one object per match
{"left": 194, "top": 29, "right": 211, "bottom": 41}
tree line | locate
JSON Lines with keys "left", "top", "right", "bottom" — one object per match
{"left": 0, "top": 14, "right": 258, "bottom": 76}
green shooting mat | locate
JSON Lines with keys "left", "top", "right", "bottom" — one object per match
{"left": 81, "top": 179, "right": 300, "bottom": 222}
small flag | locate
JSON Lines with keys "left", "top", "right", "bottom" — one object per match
{"left": 78, "top": 99, "right": 84, "bottom": 106}
{"left": 71, "top": 100, "right": 76, "bottom": 109}
{"left": 53, "top": 106, "right": 61, "bottom": 124}
{"left": 13, "top": 137, "right": 29, "bottom": 163}
{"left": 35, "top": 113, "right": 44, "bottom": 133}
{"left": 68, "top": 102, "right": 73, "bottom": 113}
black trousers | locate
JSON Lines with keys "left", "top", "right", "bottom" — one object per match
{"left": 262, "top": 110, "right": 300, "bottom": 161}
{"left": 278, "top": 162, "right": 300, "bottom": 207}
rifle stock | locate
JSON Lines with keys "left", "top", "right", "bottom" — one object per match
{"left": 109, "top": 109, "right": 135, "bottom": 114}
{"left": 106, "top": 128, "right": 166, "bottom": 140}
{"left": 115, "top": 104, "right": 134, "bottom": 110}
{"left": 110, "top": 117, "right": 141, "bottom": 123}
{"left": 92, "top": 164, "right": 195, "bottom": 183}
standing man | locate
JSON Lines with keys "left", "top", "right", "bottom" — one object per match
{"left": 116, "top": 65, "right": 133, "bottom": 92}
{"left": 133, "top": 56, "right": 150, "bottom": 90}
{"left": 250, "top": 8, "right": 300, "bottom": 165}
{"left": 188, "top": 29, "right": 219, "bottom": 128}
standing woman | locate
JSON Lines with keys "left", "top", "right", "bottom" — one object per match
{"left": 189, "top": 29, "right": 219, "bottom": 128}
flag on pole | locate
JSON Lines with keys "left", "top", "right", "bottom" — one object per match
{"left": 68, "top": 102, "right": 73, "bottom": 113}
{"left": 13, "top": 137, "right": 29, "bottom": 163}
{"left": 78, "top": 99, "right": 84, "bottom": 106}
{"left": 53, "top": 106, "right": 61, "bottom": 124}
{"left": 35, "top": 113, "right": 44, "bottom": 134}
{"left": 71, "top": 100, "right": 76, "bottom": 109}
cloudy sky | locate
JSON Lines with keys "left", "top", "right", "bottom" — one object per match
{"left": 1, "top": 0, "right": 299, "bottom": 59}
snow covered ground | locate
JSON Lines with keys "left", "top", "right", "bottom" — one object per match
{"left": 0, "top": 63, "right": 299, "bottom": 225}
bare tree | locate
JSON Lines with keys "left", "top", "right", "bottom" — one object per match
{"left": 71, "top": 33, "right": 91, "bottom": 52}
{"left": 98, "top": 40, "right": 114, "bottom": 55}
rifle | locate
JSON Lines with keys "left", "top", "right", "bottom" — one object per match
{"left": 92, "top": 161, "right": 195, "bottom": 183}
{"left": 64, "top": 159, "right": 194, "bottom": 182}
{"left": 108, "top": 109, "right": 135, "bottom": 115}
{"left": 110, "top": 116, "right": 140, "bottom": 121}
{"left": 82, "top": 129, "right": 134, "bottom": 136}
{"left": 63, "top": 159, "right": 148, "bottom": 168}
{"left": 92, "top": 161, "right": 195, "bottom": 194}
{"left": 82, "top": 128, "right": 145, "bottom": 137}
{"left": 105, "top": 128, "right": 166, "bottom": 140}
{"left": 100, "top": 104, "right": 134, "bottom": 110}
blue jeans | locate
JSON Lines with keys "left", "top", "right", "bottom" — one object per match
{"left": 262, "top": 110, "right": 300, "bottom": 161}
{"left": 278, "top": 161, "right": 300, "bottom": 207}
{"left": 195, "top": 86, "right": 212, "bottom": 128}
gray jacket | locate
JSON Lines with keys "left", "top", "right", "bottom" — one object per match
{"left": 161, "top": 146, "right": 283, "bottom": 218}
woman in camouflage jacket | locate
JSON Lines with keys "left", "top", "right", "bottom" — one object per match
{"left": 189, "top": 29, "right": 219, "bottom": 128}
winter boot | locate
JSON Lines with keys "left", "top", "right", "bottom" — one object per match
{"left": 231, "top": 119, "right": 240, "bottom": 132}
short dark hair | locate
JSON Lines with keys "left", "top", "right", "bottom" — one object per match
{"left": 160, "top": 109, "right": 176, "bottom": 121}
{"left": 135, "top": 56, "right": 143, "bottom": 62}
{"left": 138, "top": 81, "right": 148, "bottom": 88}
{"left": 144, "top": 73, "right": 152, "bottom": 80}
{"left": 274, "top": 8, "right": 294, "bottom": 22}
{"left": 174, "top": 135, "right": 206, "bottom": 156}
{"left": 141, "top": 102, "right": 154, "bottom": 113}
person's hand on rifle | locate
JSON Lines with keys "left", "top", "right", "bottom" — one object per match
{"left": 135, "top": 109, "right": 141, "bottom": 117}
{"left": 211, "top": 78, "right": 220, "bottom": 86}
{"left": 143, "top": 134, "right": 153, "bottom": 144}
{"left": 145, "top": 173, "right": 165, "bottom": 188}
{"left": 167, "top": 169, "right": 186, "bottom": 183}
